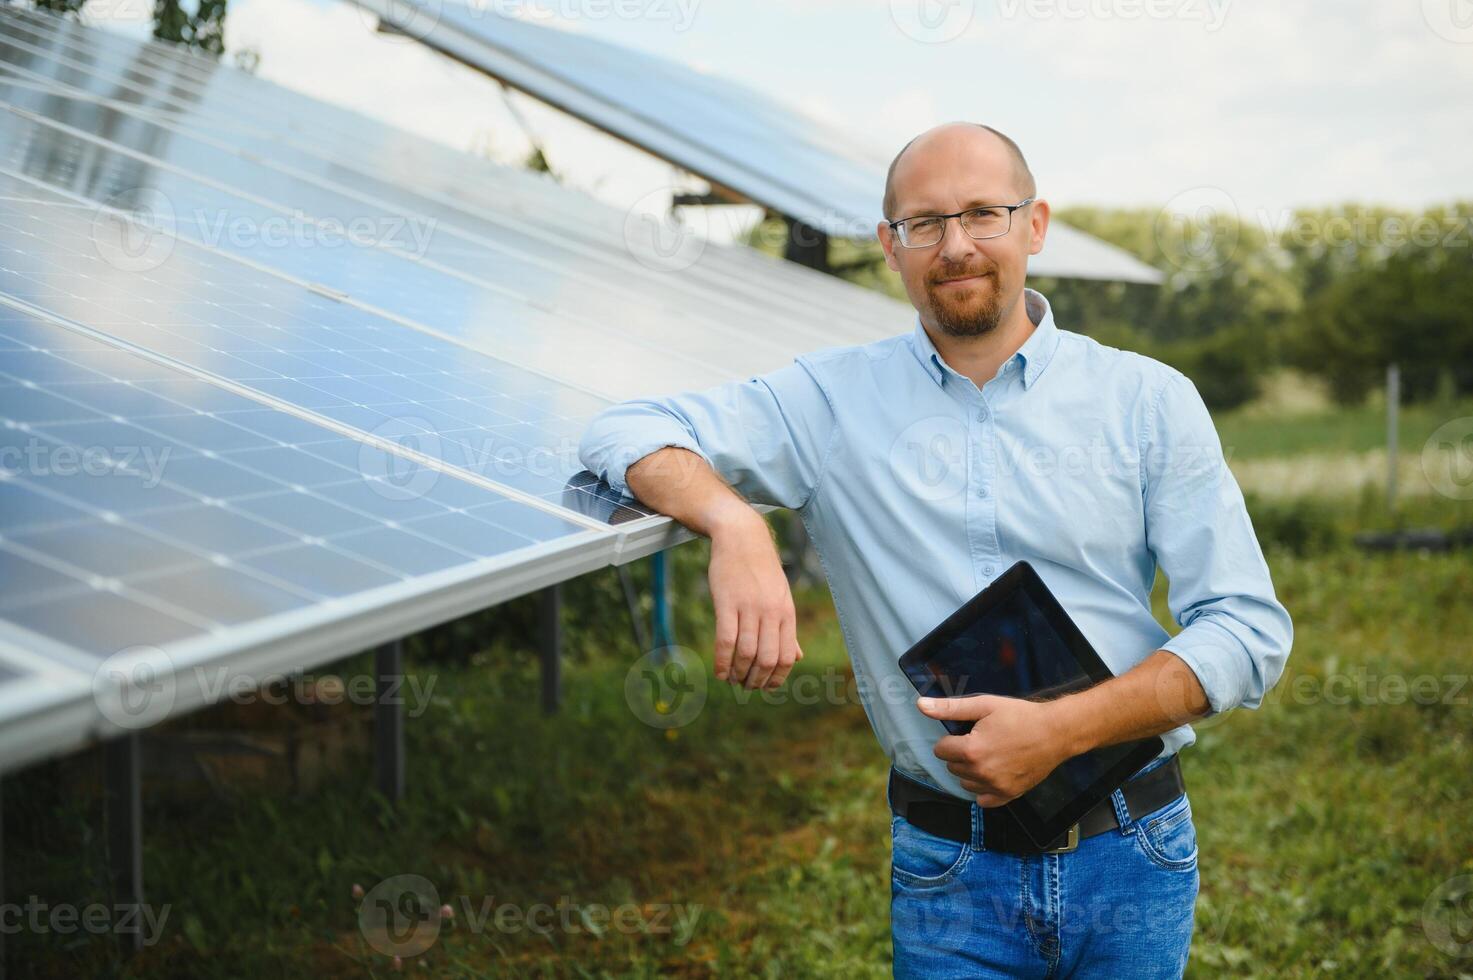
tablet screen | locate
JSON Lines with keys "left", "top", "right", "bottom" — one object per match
{"left": 898, "top": 561, "right": 1163, "bottom": 845}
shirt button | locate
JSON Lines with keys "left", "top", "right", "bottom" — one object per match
{"left": 984, "top": 564, "right": 995, "bottom": 575}
{"left": 977, "top": 486, "right": 989, "bottom": 498}
{"left": 976, "top": 409, "right": 988, "bottom": 422}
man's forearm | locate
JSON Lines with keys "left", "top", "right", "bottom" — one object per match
{"left": 1050, "top": 650, "right": 1213, "bottom": 757}
{"left": 625, "top": 446, "right": 764, "bottom": 536}
{"left": 624, "top": 446, "right": 801, "bottom": 689}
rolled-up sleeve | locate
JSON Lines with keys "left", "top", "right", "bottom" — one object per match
{"left": 577, "top": 356, "right": 838, "bottom": 511}
{"left": 1142, "top": 371, "right": 1293, "bottom": 715}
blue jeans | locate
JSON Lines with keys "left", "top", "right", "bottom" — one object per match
{"left": 890, "top": 757, "right": 1199, "bottom": 978}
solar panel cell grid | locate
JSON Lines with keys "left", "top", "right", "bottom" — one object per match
{"left": 0, "top": 306, "right": 594, "bottom": 658}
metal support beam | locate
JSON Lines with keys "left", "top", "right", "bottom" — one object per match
{"left": 0, "top": 778, "right": 5, "bottom": 980}
{"left": 651, "top": 551, "right": 674, "bottom": 655}
{"left": 539, "top": 585, "right": 562, "bottom": 714}
{"left": 374, "top": 640, "right": 405, "bottom": 803}
{"left": 1386, "top": 362, "right": 1400, "bottom": 512}
{"left": 618, "top": 564, "right": 651, "bottom": 654}
{"left": 103, "top": 733, "right": 144, "bottom": 954}
{"left": 783, "top": 217, "right": 830, "bottom": 273}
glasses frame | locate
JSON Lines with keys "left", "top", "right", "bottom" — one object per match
{"left": 888, "top": 197, "right": 1036, "bottom": 248}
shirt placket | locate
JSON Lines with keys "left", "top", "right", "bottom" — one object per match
{"left": 939, "top": 362, "right": 1004, "bottom": 593}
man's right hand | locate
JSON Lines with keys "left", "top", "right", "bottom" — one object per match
{"left": 708, "top": 508, "right": 804, "bottom": 690}
{"left": 624, "top": 447, "right": 803, "bottom": 691}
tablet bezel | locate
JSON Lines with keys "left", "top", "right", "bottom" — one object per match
{"left": 897, "top": 559, "right": 1165, "bottom": 848}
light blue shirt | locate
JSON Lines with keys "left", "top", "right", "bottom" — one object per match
{"left": 578, "top": 287, "right": 1293, "bottom": 799}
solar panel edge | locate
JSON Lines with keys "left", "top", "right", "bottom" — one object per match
{"left": 0, "top": 518, "right": 621, "bottom": 777}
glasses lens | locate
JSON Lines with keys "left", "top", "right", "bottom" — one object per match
{"left": 901, "top": 216, "right": 944, "bottom": 248}
{"left": 961, "top": 207, "right": 1010, "bottom": 240}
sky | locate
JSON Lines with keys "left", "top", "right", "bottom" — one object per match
{"left": 84, "top": 0, "right": 1473, "bottom": 234}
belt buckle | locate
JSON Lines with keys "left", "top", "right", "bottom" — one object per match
{"left": 1042, "top": 823, "right": 1079, "bottom": 854}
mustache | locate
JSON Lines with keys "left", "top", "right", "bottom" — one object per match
{"left": 927, "top": 265, "right": 993, "bottom": 286}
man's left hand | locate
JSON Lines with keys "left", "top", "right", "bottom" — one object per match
{"left": 917, "top": 694, "right": 1075, "bottom": 807}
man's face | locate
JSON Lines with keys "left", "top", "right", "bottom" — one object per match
{"left": 878, "top": 132, "right": 1048, "bottom": 338}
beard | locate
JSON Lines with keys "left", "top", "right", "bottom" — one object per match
{"left": 925, "top": 269, "right": 1005, "bottom": 337}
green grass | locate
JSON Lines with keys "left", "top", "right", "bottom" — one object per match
{"left": 1215, "top": 395, "right": 1473, "bottom": 461}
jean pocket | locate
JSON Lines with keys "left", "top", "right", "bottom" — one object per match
{"left": 1133, "top": 794, "right": 1198, "bottom": 873}
{"left": 891, "top": 814, "right": 972, "bottom": 887}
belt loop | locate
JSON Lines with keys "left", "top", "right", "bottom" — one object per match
{"left": 970, "top": 799, "right": 984, "bottom": 851}
{"left": 1109, "top": 786, "right": 1135, "bottom": 834}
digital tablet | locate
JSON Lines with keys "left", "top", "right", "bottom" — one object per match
{"left": 897, "top": 559, "right": 1164, "bottom": 848}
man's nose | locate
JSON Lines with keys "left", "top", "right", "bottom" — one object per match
{"left": 936, "top": 215, "right": 979, "bottom": 265}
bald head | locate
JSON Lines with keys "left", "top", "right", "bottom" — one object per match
{"left": 882, "top": 123, "right": 1036, "bottom": 221}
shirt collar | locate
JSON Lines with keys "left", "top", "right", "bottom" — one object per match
{"left": 909, "top": 286, "right": 1061, "bottom": 391}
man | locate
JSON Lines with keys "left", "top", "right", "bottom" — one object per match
{"left": 578, "top": 122, "right": 1292, "bottom": 977}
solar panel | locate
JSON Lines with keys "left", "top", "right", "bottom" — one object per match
{"left": 345, "top": 0, "right": 1165, "bottom": 285}
{"left": 0, "top": 9, "right": 910, "bottom": 774}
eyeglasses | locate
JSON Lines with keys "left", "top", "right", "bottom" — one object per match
{"left": 888, "top": 198, "right": 1035, "bottom": 248}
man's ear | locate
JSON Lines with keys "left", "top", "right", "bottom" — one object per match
{"left": 877, "top": 221, "right": 901, "bottom": 272}
{"left": 1026, "top": 199, "right": 1050, "bottom": 257}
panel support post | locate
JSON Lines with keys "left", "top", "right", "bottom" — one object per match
{"left": 103, "top": 733, "right": 144, "bottom": 955}
{"left": 1386, "top": 362, "right": 1400, "bottom": 513}
{"left": 374, "top": 640, "right": 405, "bottom": 803}
{"left": 783, "top": 217, "right": 830, "bottom": 273}
{"left": 651, "top": 550, "right": 674, "bottom": 661}
{"left": 540, "top": 585, "right": 562, "bottom": 715}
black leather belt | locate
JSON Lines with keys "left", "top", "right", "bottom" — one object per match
{"left": 888, "top": 755, "right": 1185, "bottom": 855}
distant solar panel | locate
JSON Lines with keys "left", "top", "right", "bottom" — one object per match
{"left": 0, "top": 7, "right": 913, "bottom": 337}
{"left": 0, "top": 12, "right": 912, "bottom": 345}
{"left": 345, "top": 0, "right": 1164, "bottom": 284}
